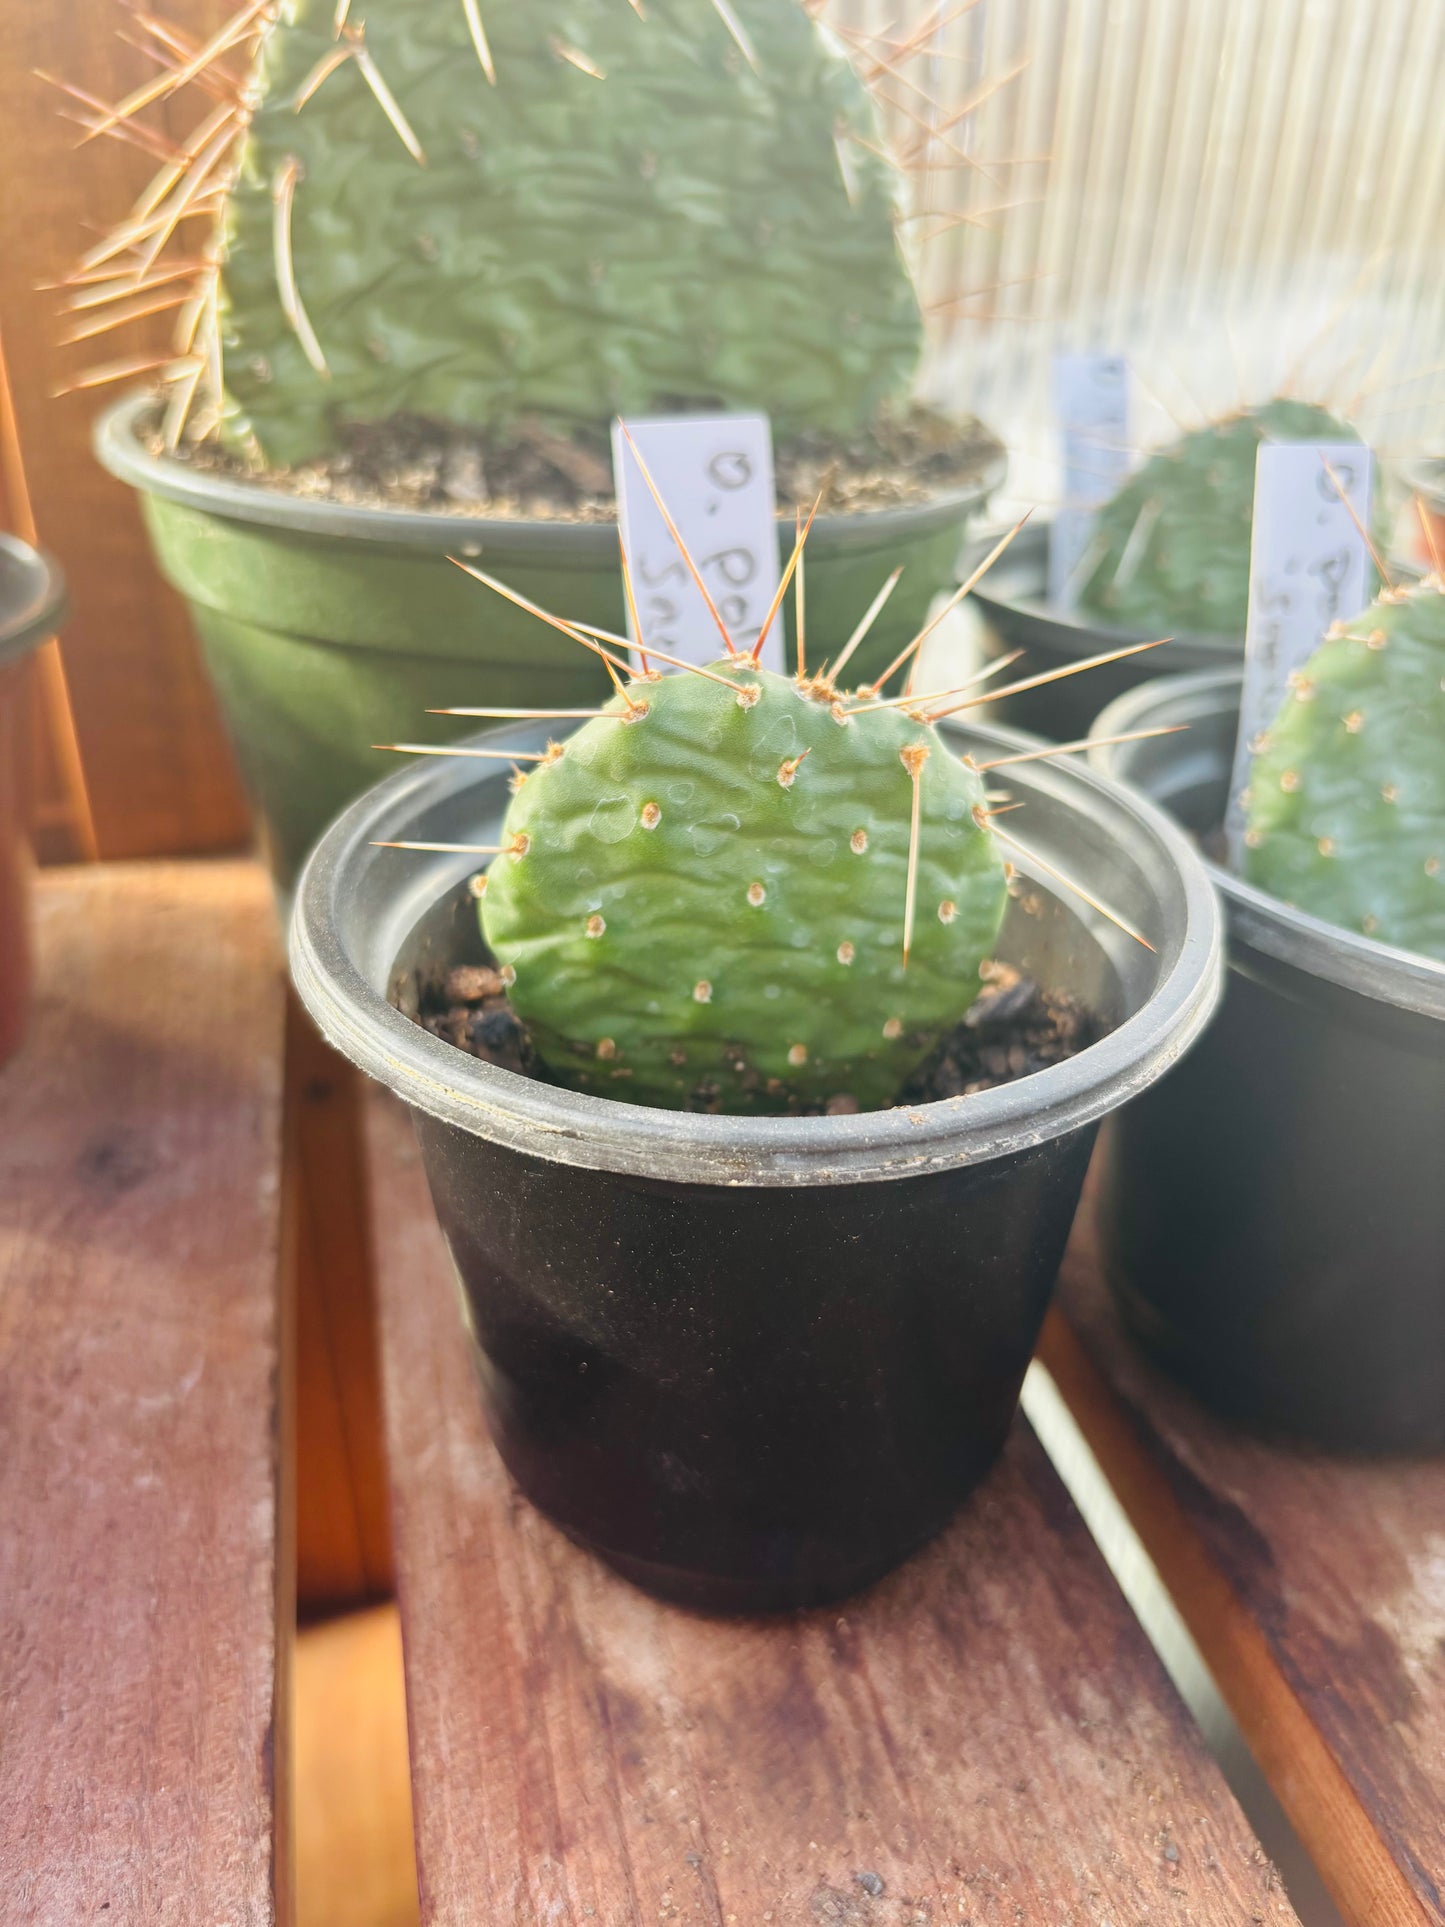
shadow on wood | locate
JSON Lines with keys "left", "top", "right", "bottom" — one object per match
{"left": 287, "top": 992, "right": 395, "bottom": 1615}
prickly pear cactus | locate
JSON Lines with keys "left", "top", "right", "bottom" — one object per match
{"left": 479, "top": 660, "right": 1009, "bottom": 1113}
{"left": 76, "top": 0, "right": 921, "bottom": 466}
{"left": 1243, "top": 579, "right": 1445, "bottom": 960}
{"left": 1075, "top": 400, "right": 1365, "bottom": 637}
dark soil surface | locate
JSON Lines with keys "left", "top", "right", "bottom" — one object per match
{"left": 897, "top": 961, "right": 1101, "bottom": 1102}
{"left": 150, "top": 404, "right": 1001, "bottom": 520}
{"left": 406, "top": 956, "right": 1099, "bottom": 1113}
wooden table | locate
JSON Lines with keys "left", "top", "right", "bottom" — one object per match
{"left": 0, "top": 863, "right": 290, "bottom": 1924}
{"left": 4, "top": 860, "right": 1442, "bottom": 1926}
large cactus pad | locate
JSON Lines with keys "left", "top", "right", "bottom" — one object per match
{"left": 1075, "top": 399, "right": 1364, "bottom": 638}
{"left": 480, "top": 661, "right": 1009, "bottom": 1112}
{"left": 1244, "top": 580, "right": 1445, "bottom": 960}
{"left": 219, "top": 0, "right": 921, "bottom": 465}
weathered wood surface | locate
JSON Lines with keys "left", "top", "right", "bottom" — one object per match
{"left": 1044, "top": 1188, "right": 1445, "bottom": 1927}
{"left": 0, "top": 862, "right": 290, "bottom": 1924}
{"left": 288, "top": 994, "right": 394, "bottom": 1615}
{"left": 366, "top": 1086, "right": 1299, "bottom": 1927}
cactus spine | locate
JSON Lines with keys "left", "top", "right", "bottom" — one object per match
{"left": 1244, "top": 577, "right": 1445, "bottom": 961}
{"left": 1076, "top": 399, "right": 1366, "bottom": 637}
{"left": 64, "top": 0, "right": 922, "bottom": 467}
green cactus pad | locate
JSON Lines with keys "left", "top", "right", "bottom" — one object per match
{"left": 479, "top": 661, "right": 1009, "bottom": 1113}
{"left": 218, "top": 0, "right": 921, "bottom": 465}
{"left": 1075, "top": 399, "right": 1365, "bottom": 638}
{"left": 1244, "top": 580, "right": 1445, "bottom": 960}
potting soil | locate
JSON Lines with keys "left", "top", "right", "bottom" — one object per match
{"left": 408, "top": 956, "right": 1100, "bottom": 1115}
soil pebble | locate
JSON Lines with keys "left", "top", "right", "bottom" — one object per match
{"left": 898, "top": 962, "right": 1100, "bottom": 1102}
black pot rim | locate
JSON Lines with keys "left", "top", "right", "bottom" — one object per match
{"left": 95, "top": 392, "right": 1007, "bottom": 554}
{"left": 289, "top": 711, "right": 1223, "bottom": 1188}
{"left": 0, "top": 532, "right": 66, "bottom": 669}
{"left": 1091, "top": 667, "right": 1445, "bottom": 1022}
{"left": 965, "top": 518, "right": 1246, "bottom": 658}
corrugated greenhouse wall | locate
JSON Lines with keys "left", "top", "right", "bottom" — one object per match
{"left": 829, "top": 0, "right": 1445, "bottom": 496}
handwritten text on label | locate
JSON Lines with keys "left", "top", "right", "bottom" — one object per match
{"left": 612, "top": 414, "right": 783, "bottom": 672}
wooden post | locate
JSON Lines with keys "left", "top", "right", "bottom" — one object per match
{"left": 0, "top": 328, "right": 98, "bottom": 863}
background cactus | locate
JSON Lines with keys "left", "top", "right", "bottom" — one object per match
{"left": 66, "top": 0, "right": 923, "bottom": 466}
{"left": 1075, "top": 399, "right": 1365, "bottom": 637}
{"left": 479, "top": 652, "right": 1009, "bottom": 1114}
{"left": 1244, "top": 577, "right": 1445, "bottom": 961}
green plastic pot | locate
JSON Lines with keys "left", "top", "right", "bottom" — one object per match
{"left": 97, "top": 396, "right": 1004, "bottom": 897}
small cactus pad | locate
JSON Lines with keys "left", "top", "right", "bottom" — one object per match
{"left": 215, "top": 0, "right": 921, "bottom": 464}
{"left": 1244, "top": 580, "right": 1445, "bottom": 960}
{"left": 1075, "top": 399, "right": 1365, "bottom": 638}
{"left": 480, "top": 662, "right": 1009, "bottom": 1113}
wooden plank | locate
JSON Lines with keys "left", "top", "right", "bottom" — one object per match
{"left": 1042, "top": 1184, "right": 1445, "bottom": 1927}
{"left": 0, "top": 860, "right": 290, "bottom": 1923}
{"left": 365, "top": 1086, "right": 1302, "bottom": 1927}
{"left": 0, "top": 4, "right": 251, "bottom": 859}
{"left": 0, "top": 326, "right": 98, "bottom": 865}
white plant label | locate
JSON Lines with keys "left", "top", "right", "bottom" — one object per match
{"left": 1226, "top": 441, "right": 1375, "bottom": 868}
{"left": 1047, "top": 352, "right": 1131, "bottom": 608}
{"left": 612, "top": 413, "right": 783, "bottom": 671}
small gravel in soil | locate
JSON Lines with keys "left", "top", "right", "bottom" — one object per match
{"left": 147, "top": 404, "right": 1000, "bottom": 520}
{"left": 408, "top": 959, "right": 1099, "bottom": 1110}
{"left": 898, "top": 962, "right": 1100, "bottom": 1102}
{"left": 413, "top": 963, "right": 535, "bottom": 1077}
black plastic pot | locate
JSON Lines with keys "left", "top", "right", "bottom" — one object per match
{"left": 967, "top": 522, "right": 1240, "bottom": 740}
{"left": 291, "top": 714, "right": 1221, "bottom": 1611}
{"left": 1091, "top": 671, "right": 1445, "bottom": 1451}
